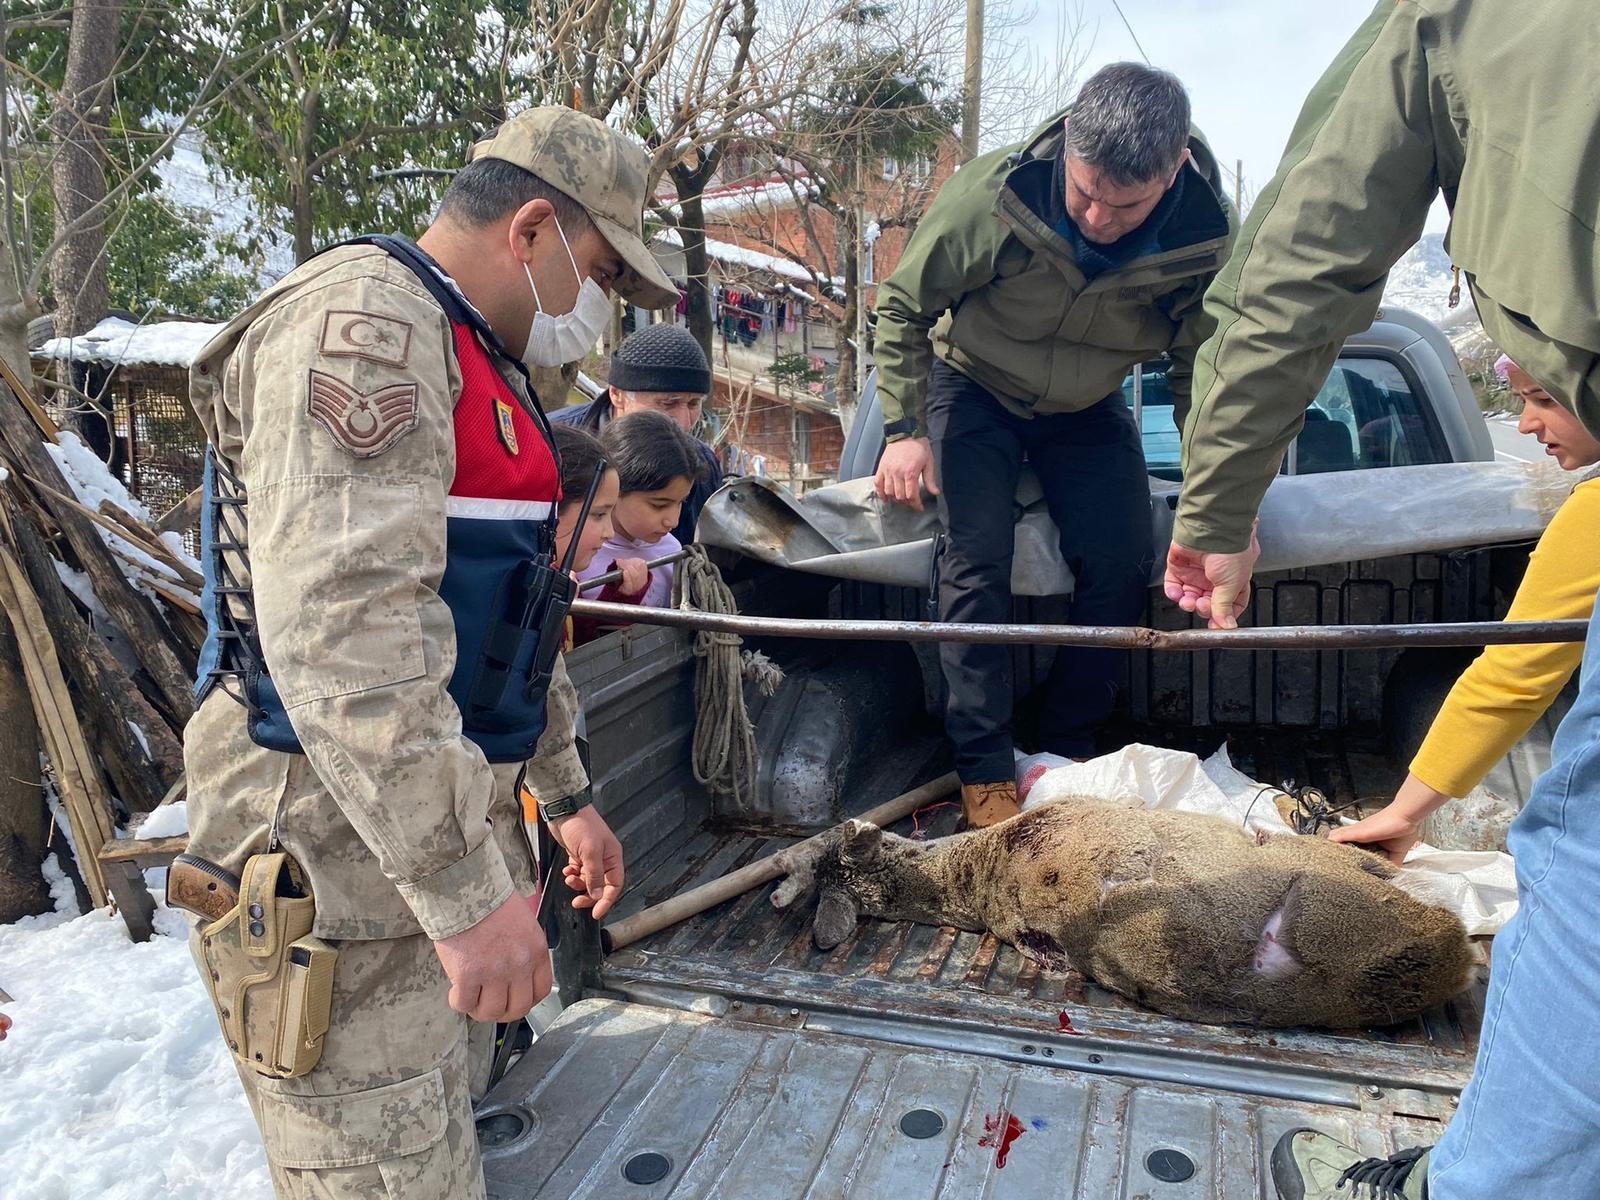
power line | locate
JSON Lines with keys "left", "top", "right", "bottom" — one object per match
{"left": 1110, "top": 0, "right": 1152, "bottom": 64}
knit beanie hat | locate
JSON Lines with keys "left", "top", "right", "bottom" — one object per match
{"left": 608, "top": 323, "right": 711, "bottom": 395}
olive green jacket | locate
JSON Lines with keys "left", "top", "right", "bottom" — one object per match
{"left": 1177, "top": 0, "right": 1600, "bottom": 553}
{"left": 873, "top": 112, "right": 1236, "bottom": 438}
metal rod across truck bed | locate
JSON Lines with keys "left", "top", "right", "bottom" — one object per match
{"left": 568, "top": 598, "right": 1589, "bottom": 650}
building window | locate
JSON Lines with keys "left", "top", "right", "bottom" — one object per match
{"left": 881, "top": 156, "right": 899, "bottom": 181}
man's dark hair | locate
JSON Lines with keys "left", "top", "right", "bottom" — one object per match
{"left": 551, "top": 424, "right": 607, "bottom": 507}
{"left": 600, "top": 410, "right": 707, "bottom": 494}
{"left": 1064, "top": 62, "right": 1191, "bottom": 186}
{"left": 437, "top": 157, "right": 592, "bottom": 231}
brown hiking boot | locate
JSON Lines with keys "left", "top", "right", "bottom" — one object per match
{"left": 961, "top": 781, "right": 1021, "bottom": 829}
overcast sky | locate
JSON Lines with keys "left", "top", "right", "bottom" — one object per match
{"left": 1020, "top": 0, "right": 1450, "bottom": 232}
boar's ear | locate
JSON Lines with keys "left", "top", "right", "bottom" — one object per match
{"left": 813, "top": 886, "right": 861, "bottom": 950}
{"left": 839, "top": 820, "right": 884, "bottom": 867}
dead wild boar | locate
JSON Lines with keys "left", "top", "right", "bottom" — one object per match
{"left": 771, "top": 802, "right": 1473, "bottom": 1029}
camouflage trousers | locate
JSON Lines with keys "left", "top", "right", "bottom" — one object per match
{"left": 193, "top": 930, "right": 495, "bottom": 1199}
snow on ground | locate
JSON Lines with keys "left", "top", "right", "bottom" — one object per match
{"left": 135, "top": 802, "right": 188, "bottom": 840}
{"left": 0, "top": 876, "right": 272, "bottom": 1200}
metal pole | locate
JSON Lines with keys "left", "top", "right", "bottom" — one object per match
{"left": 962, "top": 0, "right": 983, "bottom": 162}
{"left": 565, "top": 599, "right": 1590, "bottom": 651}
{"left": 577, "top": 550, "right": 690, "bottom": 592}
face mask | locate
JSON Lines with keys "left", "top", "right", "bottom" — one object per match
{"left": 522, "top": 218, "right": 612, "bottom": 368}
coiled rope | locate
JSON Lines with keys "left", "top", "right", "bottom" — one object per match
{"left": 675, "top": 545, "right": 783, "bottom": 805}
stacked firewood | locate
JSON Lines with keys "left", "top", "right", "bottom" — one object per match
{"left": 0, "top": 364, "right": 198, "bottom": 937}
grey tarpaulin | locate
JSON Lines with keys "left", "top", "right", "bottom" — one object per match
{"left": 697, "top": 461, "right": 1577, "bottom": 596}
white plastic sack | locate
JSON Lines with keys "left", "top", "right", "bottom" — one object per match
{"left": 1017, "top": 743, "right": 1517, "bottom": 937}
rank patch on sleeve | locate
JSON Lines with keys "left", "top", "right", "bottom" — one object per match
{"left": 307, "top": 370, "right": 419, "bottom": 458}
{"left": 318, "top": 310, "right": 413, "bottom": 367}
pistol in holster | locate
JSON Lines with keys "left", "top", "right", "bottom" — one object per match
{"left": 191, "top": 851, "right": 337, "bottom": 1079}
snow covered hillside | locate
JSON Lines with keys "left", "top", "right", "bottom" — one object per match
{"left": 1383, "top": 233, "right": 1456, "bottom": 324}
{"left": 1384, "top": 233, "right": 1501, "bottom": 383}
{"left": 157, "top": 135, "right": 296, "bottom": 285}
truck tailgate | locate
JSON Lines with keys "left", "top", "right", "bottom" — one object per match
{"left": 479, "top": 997, "right": 1449, "bottom": 1199}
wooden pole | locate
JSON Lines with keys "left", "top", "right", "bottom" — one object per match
{"left": 1235, "top": 158, "right": 1244, "bottom": 213}
{"left": 962, "top": 0, "right": 984, "bottom": 163}
{"left": 603, "top": 771, "right": 959, "bottom": 951}
{"left": 0, "top": 544, "right": 114, "bottom": 907}
{"left": 0, "top": 357, "right": 60, "bottom": 441}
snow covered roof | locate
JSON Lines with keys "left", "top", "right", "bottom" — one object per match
{"left": 693, "top": 177, "right": 819, "bottom": 218}
{"left": 35, "top": 317, "right": 222, "bottom": 370}
{"left": 654, "top": 228, "right": 842, "bottom": 294}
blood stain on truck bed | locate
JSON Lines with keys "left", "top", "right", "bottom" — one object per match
{"left": 978, "top": 1109, "right": 1027, "bottom": 1167}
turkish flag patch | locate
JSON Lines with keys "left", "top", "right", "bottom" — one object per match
{"left": 306, "top": 370, "right": 419, "bottom": 458}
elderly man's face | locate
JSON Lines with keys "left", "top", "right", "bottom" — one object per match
{"left": 1063, "top": 150, "right": 1188, "bottom": 245}
{"left": 612, "top": 387, "right": 705, "bottom": 434}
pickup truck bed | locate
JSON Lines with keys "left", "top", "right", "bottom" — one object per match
{"left": 481, "top": 721, "right": 1481, "bottom": 1198}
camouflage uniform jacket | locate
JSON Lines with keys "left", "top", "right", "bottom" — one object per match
{"left": 185, "top": 243, "right": 586, "bottom": 941}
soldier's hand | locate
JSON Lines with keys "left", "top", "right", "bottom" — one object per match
{"left": 550, "top": 808, "right": 625, "bottom": 920}
{"left": 1163, "top": 524, "right": 1261, "bottom": 630}
{"left": 433, "top": 896, "right": 553, "bottom": 1022}
{"left": 874, "top": 437, "right": 937, "bottom": 512}
{"left": 617, "top": 557, "right": 650, "bottom": 598}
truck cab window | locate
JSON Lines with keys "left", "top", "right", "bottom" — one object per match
{"left": 1129, "top": 356, "right": 1448, "bottom": 480}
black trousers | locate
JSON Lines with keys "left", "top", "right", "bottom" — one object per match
{"left": 926, "top": 359, "right": 1154, "bottom": 783}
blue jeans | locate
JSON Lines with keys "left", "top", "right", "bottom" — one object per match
{"left": 1428, "top": 592, "right": 1600, "bottom": 1197}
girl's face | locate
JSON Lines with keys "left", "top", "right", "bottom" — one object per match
{"left": 555, "top": 467, "right": 619, "bottom": 573}
{"left": 1513, "top": 366, "right": 1600, "bottom": 470}
{"left": 613, "top": 475, "right": 693, "bottom": 543}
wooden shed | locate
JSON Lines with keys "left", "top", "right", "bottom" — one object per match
{"left": 32, "top": 317, "right": 220, "bottom": 541}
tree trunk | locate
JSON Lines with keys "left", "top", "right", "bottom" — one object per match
{"left": 291, "top": 175, "right": 315, "bottom": 264}
{"left": 834, "top": 227, "right": 861, "bottom": 416}
{"left": 0, "top": 213, "right": 42, "bottom": 386}
{"left": 681, "top": 232, "right": 715, "bottom": 364}
{"left": 669, "top": 165, "right": 717, "bottom": 364}
{"left": 0, "top": 606, "right": 50, "bottom": 923}
{"left": 47, "top": 0, "right": 124, "bottom": 340}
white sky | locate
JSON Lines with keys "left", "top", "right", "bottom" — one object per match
{"left": 1019, "top": 0, "right": 1450, "bottom": 232}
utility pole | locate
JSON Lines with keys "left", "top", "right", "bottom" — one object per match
{"left": 1235, "top": 158, "right": 1244, "bottom": 214}
{"left": 962, "top": 0, "right": 983, "bottom": 162}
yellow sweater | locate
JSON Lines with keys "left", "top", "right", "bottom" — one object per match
{"left": 1410, "top": 476, "right": 1600, "bottom": 798}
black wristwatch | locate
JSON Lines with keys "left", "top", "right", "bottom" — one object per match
{"left": 537, "top": 788, "right": 594, "bottom": 822}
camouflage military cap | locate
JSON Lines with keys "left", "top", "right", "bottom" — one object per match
{"left": 469, "top": 107, "right": 678, "bottom": 310}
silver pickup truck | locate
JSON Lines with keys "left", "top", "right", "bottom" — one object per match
{"left": 477, "top": 308, "right": 1556, "bottom": 1198}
